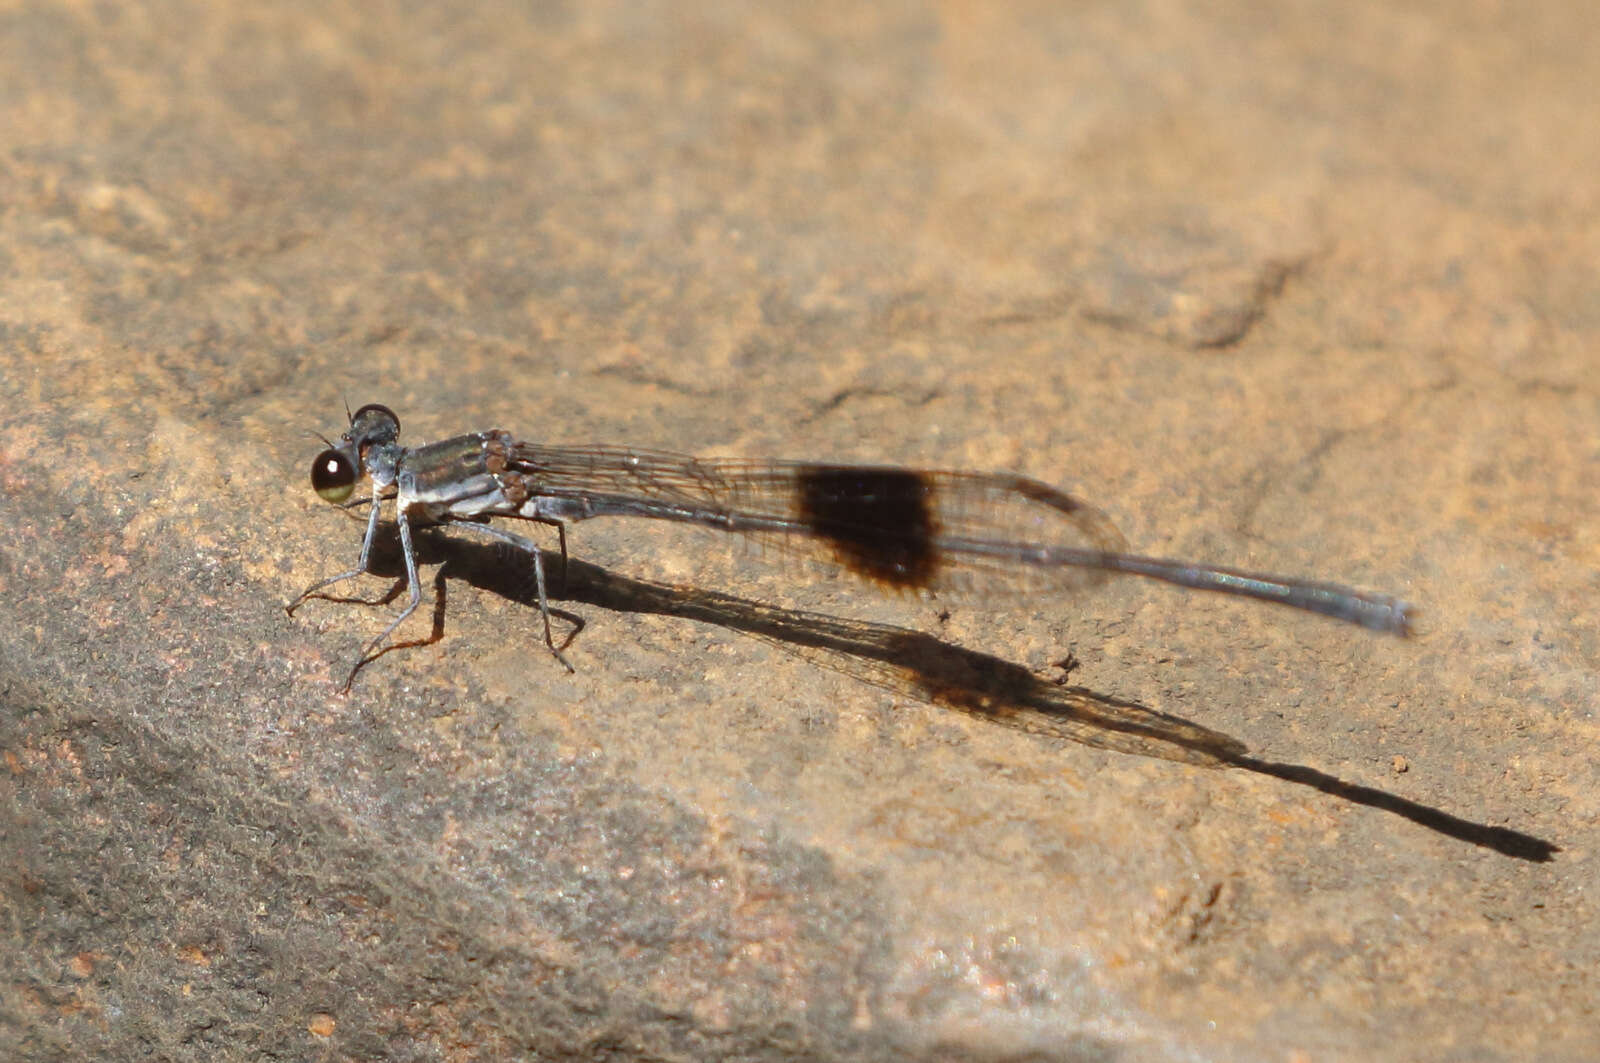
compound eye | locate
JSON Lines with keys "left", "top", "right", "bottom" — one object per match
{"left": 350, "top": 403, "right": 400, "bottom": 437}
{"left": 310, "top": 449, "right": 358, "bottom": 504}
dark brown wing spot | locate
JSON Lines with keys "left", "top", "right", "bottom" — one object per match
{"left": 795, "top": 466, "right": 939, "bottom": 588}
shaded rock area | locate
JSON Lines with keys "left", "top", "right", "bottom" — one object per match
{"left": 2, "top": 2, "right": 1596, "bottom": 1060}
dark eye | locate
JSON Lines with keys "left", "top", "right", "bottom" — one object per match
{"left": 350, "top": 403, "right": 400, "bottom": 438}
{"left": 310, "top": 449, "right": 358, "bottom": 503}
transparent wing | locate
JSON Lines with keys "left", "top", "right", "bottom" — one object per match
{"left": 504, "top": 443, "right": 1129, "bottom": 597}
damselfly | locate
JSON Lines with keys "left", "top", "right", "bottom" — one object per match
{"left": 288, "top": 403, "right": 1412, "bottom": 689}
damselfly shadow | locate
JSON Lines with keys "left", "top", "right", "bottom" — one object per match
{"left": 282, "top": 404, "right": 1553, "bottom": 861}
{"left": 309, "top": 519, "right": 1555, "bottom": 863}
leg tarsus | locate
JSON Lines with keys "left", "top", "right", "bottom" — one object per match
{"left": 446, "top": 520, "right": 583, "bottom": 672}
{"left": 529, "top": 540, "right": 576, "bottom": 672}
{"left": 288, "top": 485, "right": 386, "bottom": 615}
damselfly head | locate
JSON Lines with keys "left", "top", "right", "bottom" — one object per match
{"left": 308, "top": 403, "right": 400, "bottom": 504}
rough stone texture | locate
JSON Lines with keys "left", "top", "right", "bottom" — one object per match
{"left": 1, "top": 2, "right": 1595, "bottom": 1060}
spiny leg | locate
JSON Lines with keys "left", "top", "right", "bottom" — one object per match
{"left": 448, "top": 521, "right": 578, "bottom": 673}
{"left": 287, "top": 485, "right": 386, "bottom": 615}
{"left": 342, "top": 508, "right": 425, "bottom": 690}
{"left": 522, "top": 516, "right": 572, "bottom": 596}
{"left": 553, "top": 520, "right": 570, "bottom": 596}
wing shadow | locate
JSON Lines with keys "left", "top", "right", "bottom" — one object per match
{"left": 339, "top": 525, "right": 1557, "bottom": 862}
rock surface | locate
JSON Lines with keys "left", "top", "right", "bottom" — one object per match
{"left": 2, "top": 2, "right": 1595, "bottom": 1060}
